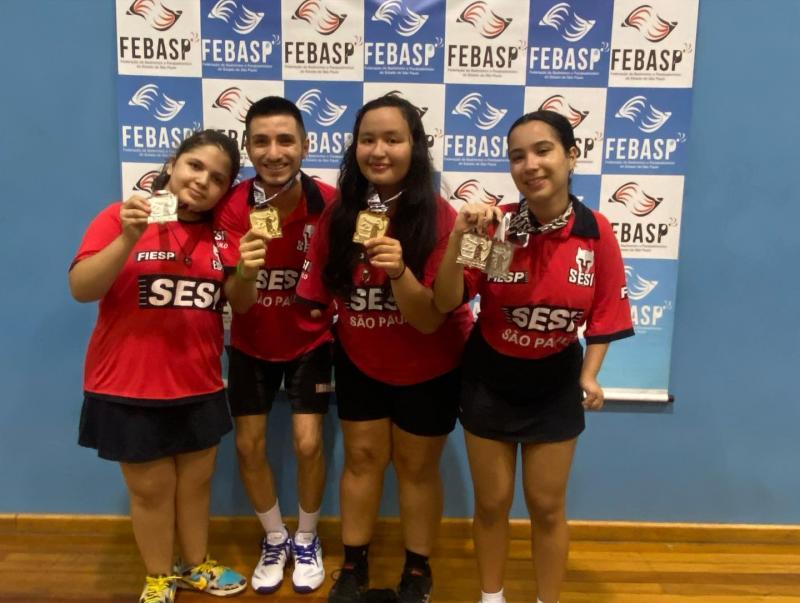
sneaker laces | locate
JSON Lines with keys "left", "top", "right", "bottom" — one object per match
{"left": 294, "top": 539, "right": 318, "bottom": 565}
{"left": 141, "top": 575, "right": 178, "bottom": 603}
{"left": 189, "top": 557, "right": 222, "bottom": 579}
{"left": 260, "top": 538, "right": 287, "bottom": 566}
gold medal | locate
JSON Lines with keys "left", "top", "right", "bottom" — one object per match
{"left": 353, "top": 210, "right": 390, "bottom": 244}
{"left": 250, "top": 206, "right": 283, "bottom": 238}
{"left": 456, "top": 232, "right": 493, "bottom": 270}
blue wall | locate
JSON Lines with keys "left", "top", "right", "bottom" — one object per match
{"left": 2, "top": 0, "right": 797, "bottom": 523}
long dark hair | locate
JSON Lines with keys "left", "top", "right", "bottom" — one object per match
{"left": 323, "top": 95, "right": 438, "bottom": 298}
{"left": 151, "top": 129, "right": 241, "bottom": 192}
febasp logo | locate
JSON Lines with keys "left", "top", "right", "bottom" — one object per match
{"left": 292, "top": 0, "right": 347, "bottom": 35}
{"left": 211, "top": 87, "right": 252, "bottom": 123}
{"left": 129, "top": 83, "right": 186, "bottom": 122}
{"left": 622, "top": 5, "right": 677, "bottom": 43}
{"left": 449, "top": 179, "right": 504, "bottom": 205}
{"left": 133, "top": 169, "right": 161, "bottom": 193}
{"left": 372, "top": 0, "right": 428, "bottom": 36}
{"left": 296, "top": 89, "right": 348, "bottom": 127}
{"left": 624, "top": 265, "right": 657, "bottom": 301}
{"left": 539, "top": 2, "right": 595, "bottom": 42}
{"left": 538, "top": 94, "right": 588, "bottom": 128}
{"left": 452, "top": 92, "right": 507, "bottom": 131}
{"left": 456, "top": 1, "right": 512, "bottom": 39}
{"left": 207, "top": 0, "right": 264, "bottom": 34}
{"left": 126, "top": 0, "right": 182, "bottom": 31}
{"left": 615, "top": 95, "right": 670, "bottom": 133}
{"left": 609, "top": 181, "right": 662, "bottom": 217}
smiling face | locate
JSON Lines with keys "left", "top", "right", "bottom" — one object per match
{"left": 508, "top": 119, "right": 577, "bottom": 208}
{"left": 165, "top": 144, "right": 233, "bottom": 214}
{"left": 355, "top": 106, "right": 413, "bottom": 199}
{"left": 246, "top": 114, "right": 308, "bottom": 193}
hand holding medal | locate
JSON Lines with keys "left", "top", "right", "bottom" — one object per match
{"left": 119, "top": 195, "right": 153, "bottom": 242}
{"left": 248, "top": 176, "right": 299, "bottom": 239}
{"left": 237, "top": 229, "right": 269, "bottom": 281}
{"left": 454, "top": 202, "right": 505, "bottom": 272}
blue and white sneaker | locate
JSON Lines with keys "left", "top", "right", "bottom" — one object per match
{"left": 252, "top": 530, "right": 291, "bottom": 594}
{"left": 291, "top": 532, "right": 325, "bottom": 593}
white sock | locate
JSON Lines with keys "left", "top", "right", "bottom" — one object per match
{"left": 481, "top": 588, "right": 505, "bottom": 602}
{"left": 256, "top": 500, "right": 287, "bottom": 541}
{"left": 296, "top": 505, "right": 321, "bottom": 542}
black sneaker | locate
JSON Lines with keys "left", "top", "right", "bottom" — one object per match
{"left": 328, "top": 565, "right": 368, "bottom": 603}
{"left": 396, "top": 568, "right": 432, "bottom": 603}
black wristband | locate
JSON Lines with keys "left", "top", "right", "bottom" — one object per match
{"left": 388, "top": 262, "right": 406, "bottom": 280}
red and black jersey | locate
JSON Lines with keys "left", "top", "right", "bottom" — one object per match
{"left": 73, "top": 203, "right": 225, "bottom": 404}
{"left": 297, "top": 198, "right": 474, "bottom": 386}
{"left": 213, "top": 173, "right": 336, "bottom": 362}
{"left": 465, "top": 199, "right": 634, "bottom": 359}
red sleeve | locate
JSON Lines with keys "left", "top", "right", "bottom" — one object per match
{"left": 463, "top": 266, "right": 485, "bottom": 300}
{"left": 420, "top": 199, "right": 458, "bottom": 287}
{"left": 296, "top": 202, "right": 334, "bottom": 308}
{"left": 212, "top": 183, "right": 249, "bottom": 268}
{"left": 583, "top": 212, "right": 635, "bottom": 344}
{"left": 71, "top": 203, "right": 123, "bottom": 268}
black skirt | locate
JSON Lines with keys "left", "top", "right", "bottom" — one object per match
{"left": 459, "top": 328, "right": 585, "bottom": 443}
{"left": 78, "top": 391, "right": 232, "bottom": 463}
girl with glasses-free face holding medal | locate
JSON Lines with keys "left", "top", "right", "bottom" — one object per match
{"left": 434, "top": 111, "right": 634, "bottom": 603}
{"left": 69, "top": 131, "right": 260, "bottom": 603}
{"left": 297, "top": 95, "right": 473, "bottom": 603}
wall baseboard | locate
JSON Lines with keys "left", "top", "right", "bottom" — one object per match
{"left": 2, "top": 514, "right": 798, "bottom": 544}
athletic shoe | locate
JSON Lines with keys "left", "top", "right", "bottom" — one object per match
{"left": 396, "top": 568, "right": 432, "bottom": 603}
{"left": 176, "top": 556, "right": 247, "bottom": 597}
{"left": 328, "top": 565, "right": 368, "bottom": 602}
{"left": 292, "top": 532, "right": 325, "bottom": 592}
{"left": 139, "top": 575, "right": 178, "bottom": 603}
{"left": 252, "top": 531, "right": 292, "bottom": 593}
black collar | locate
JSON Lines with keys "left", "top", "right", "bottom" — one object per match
{"left": 569, "top": 195, "right": 600, "bottom": 239}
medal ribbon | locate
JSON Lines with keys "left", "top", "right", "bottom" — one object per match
{"left": 253, "top": 173, "right": 299, "bottom": 209}
{"left": 507, "top": 198, "right": 573, "bottom": 246}
{"left": 365, "top": 188, "right": 404, "bottom": 214}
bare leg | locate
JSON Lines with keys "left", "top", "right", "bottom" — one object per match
{"left": 293, "top": 413, "right": 326, "bottom": 514}
{"left": 174, "top": 445, "right": 218, "bottom": 566}
{"left": 120, "top": 458, "right": 177, "bottom": 575}
{"left": 339, "top": 419, "right": 392, "bottom": 545}
{"left": 521, "top": 438, "right": 577, "bottom": 603}
{"left": 464, "top": 432, "right": 517, "bottom": 594}
{"left": 234, "top": 414, "right": 276, "bottom": 513}
{"left": 391, "top": 425, "right": 448, "bottom": 556}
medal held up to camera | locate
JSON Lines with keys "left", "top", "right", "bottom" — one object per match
{"left": 457, "top": 212, "right": 515, "bottom": 277}
{"left": 352, "top": 188, "right": 403, "bottom": 244}
{"left": 147, "top": 190, "right": 179, "bottom": 224}
{"left": 249, "top": 175, "right": 299, "bottom": 239}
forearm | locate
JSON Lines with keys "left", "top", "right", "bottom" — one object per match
{"left": 390, "top": 271, "right": 445, "bottom": 334}
{"left": 432, "top": 233, "right": 465, "bottom": 313}
{"left": 68, "top": 234, "right": 137, "bottom": 302}
{"left": 581, "top": 342, "right": 609, "bottom": 381}
{"left": 224, "top": 268, "right": 258, "bottom": 314}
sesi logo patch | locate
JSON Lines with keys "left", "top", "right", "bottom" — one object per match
{"left": 138, "top": 275, "right": 224, "bottom": 311}
{"left": 502, "top": 305, "right": 584, "bottom": 332}
{"left": 568, "top": 247, "right": 595, "bottom": 287}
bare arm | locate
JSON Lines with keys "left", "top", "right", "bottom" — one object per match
{"left": 68, "top": 196, "right": 150, "bottom": 302}
{"left": 364, "top": 236, "right": 444, "bottom": 334}
{"left": 224, "top": 229, "right": 268, "bottom": 314}
{"left": 580, "top": 342, "right": 609, "bottom": 410}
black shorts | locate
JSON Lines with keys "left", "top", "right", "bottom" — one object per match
{"left": 333, "top": 341, "right": 459, "bottom": 437}
{"left": 459, "top": 328, "right": 585, "bottom": 443}
{"left": 78, "top": 392, "right": 232, "bottom": 463}
{"left": 227, "top": 343, "right": 333, "bottom": 417}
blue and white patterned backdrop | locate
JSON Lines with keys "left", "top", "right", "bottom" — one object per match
{"left": 116, "top": 0, "right": 699, "bottom": 402}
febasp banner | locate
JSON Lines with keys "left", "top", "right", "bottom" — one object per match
{"left": 116, "top": 0, "right": 700, "bottom": 403}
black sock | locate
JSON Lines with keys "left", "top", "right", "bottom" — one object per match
{"left": 343, "top": 544, "right": 369, "bottom": 577}
{"left": 404, "top": 549, "right": 431, "bottom": 576}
